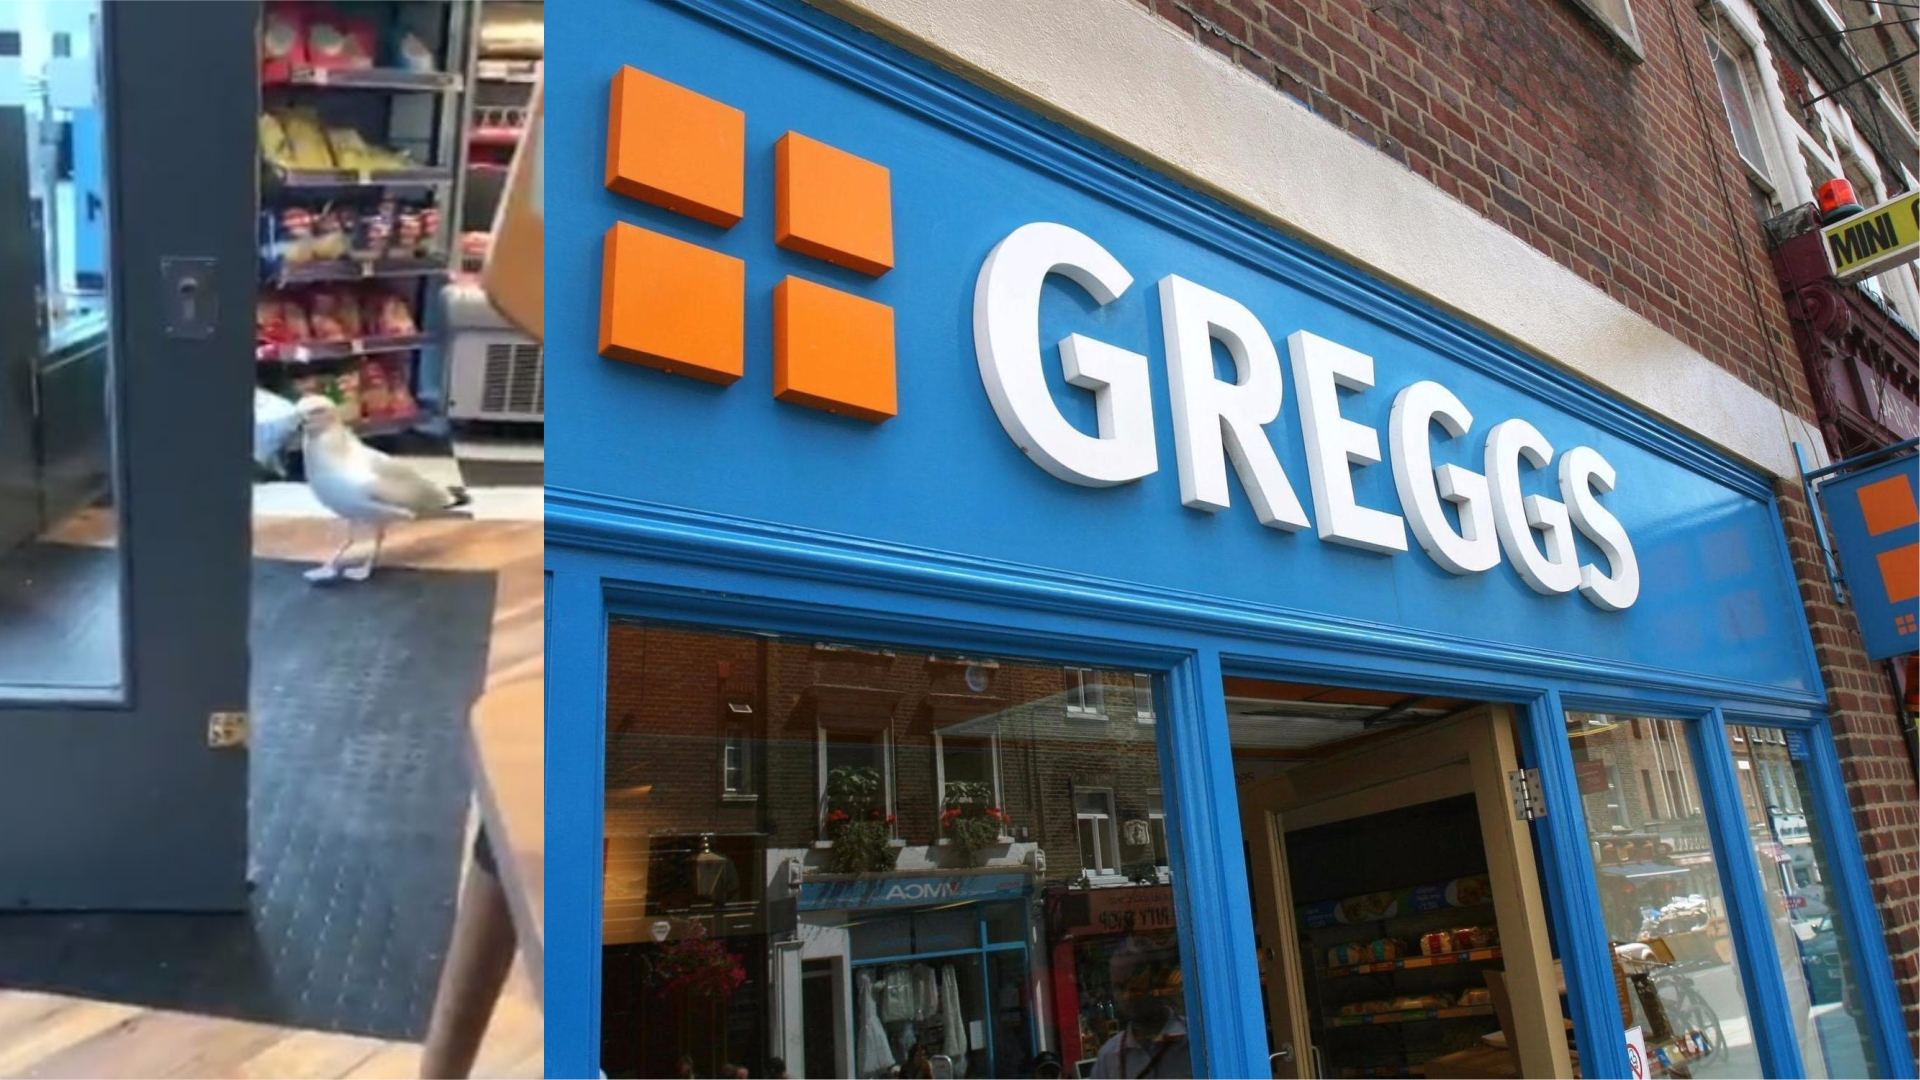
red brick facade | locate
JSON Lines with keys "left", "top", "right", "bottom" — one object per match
{"left": 1143, "top": 0, "right": 1916, "bottom": 1048}
{"left": 1140, "top": 0, "right": 1811, "bottom": 413}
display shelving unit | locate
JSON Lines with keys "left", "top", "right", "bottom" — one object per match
{"left": 1300, "top": 883, "right": 1509, "bottom": 1080}
{"left": 442, "top": 0, "right": 542, "bottom": 425}
{"left": 254, "top": 0, "right": 471, "bottom": 441}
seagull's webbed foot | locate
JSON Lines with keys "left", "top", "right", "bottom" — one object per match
{"left": 305, "top": 563, "right": 343, "bottom": 583}
{"left": 341, "top": 562, "right": 374, "bottom": 582}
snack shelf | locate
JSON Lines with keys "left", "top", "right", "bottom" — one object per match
{"left": 1326, "top": 947, "right": 1503, "bottom": 978}
{"left": 468, "top": 126, "right": 524, "bottom": 146}
{"left": 266, "top": 65, "right": 463, "bottom": 92}
{"left": 269, "top": 257, "right": 451, "bottom": 286}
{"left": 268, "top": 165, "right": 455, "bottom": 189}
{"left": 1325, "top": 1004, "right": 1496, "bottom": 1029}
{"left": 476, "top": 58, "right": 539, "bottom": 83}
{"left": 258, "top": 333, "right": 435, "bottom": 364}
{"left": 352, "top": 411, "right": 420, "bottom": 437}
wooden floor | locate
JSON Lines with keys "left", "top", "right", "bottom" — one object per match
{"left": 0, "top": 516, "right": 544, "bottom": 1080}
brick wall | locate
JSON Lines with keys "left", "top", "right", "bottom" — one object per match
{"left": 1142, "top": 0, "right": 1916, "bottom": 1049}
{"left": 1778, "top": 480, "right": 1920, "bottom": 1052}
{"left": 1141, "top": 0, "right": 1812, "bottom": 416}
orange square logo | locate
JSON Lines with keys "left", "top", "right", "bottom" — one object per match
{"left": 605, "top": 66, "right": 745, "bottom": 228}
{"left": 600, "top": 222, "right": 745, "bottom": 384}
{"left": 776, "top": 132, "right": 894, "bottom": 277}
{"left": 1858, "top": 474, "right": 1919, "bottom": 537}
{"left": 774, "top": 276, "right": 896, "bottom": 422}
{"left": 1877, "top": 543, "right": 1919, "bottom": 604}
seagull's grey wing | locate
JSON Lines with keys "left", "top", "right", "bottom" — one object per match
{"left": 365, "top": 450, "right": 457, "bottom": 515}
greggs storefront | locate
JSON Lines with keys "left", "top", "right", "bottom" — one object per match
{"left": 546, "top": 2, "right": 1913, "bottom": 1077}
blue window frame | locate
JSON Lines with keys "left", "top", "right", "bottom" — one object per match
{"left": 547, "top": 529, "right": 1915, "bottom": 1079}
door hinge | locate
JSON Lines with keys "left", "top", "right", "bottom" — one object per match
{"left": 1508, "top": 767, "right": 1546, "bottom": 821}
{"left": 207, "top": 711, "right": 249, "bottom": 749}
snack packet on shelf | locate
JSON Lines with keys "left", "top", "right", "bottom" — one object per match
{"left": 279, "top": 108, "right": 335, "bottom": 169}
{"left": 308, "top": 291, "right": 351, "bottom": 341}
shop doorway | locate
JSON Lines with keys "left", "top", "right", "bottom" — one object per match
{"left": 0, "top": 0, "right": 257, "bottom": 910}
{"left": 1226, "top": 679, "right": 1573, "bottom": 1079}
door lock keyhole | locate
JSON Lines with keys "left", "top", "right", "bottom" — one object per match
{"left": 161, "top": 256, "right": 218, "bottom": 340}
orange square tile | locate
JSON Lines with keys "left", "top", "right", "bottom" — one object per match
{"left": 773, "top": 276, "right": 896, "bottom": 422}
{"left": 775, "top": 132, "right": 893, "bottom": 277}
{"left": 605, "top": 66, "right": 744, "bottom": 228}
{"left": 599, "top": 222, "right": 744, "bottom": 384}
{"left": 1858, "top": 474, "right": 1919, "bottom": 536}
{"left": 1877, "top": 543, "right": 1918, "bottom": 604}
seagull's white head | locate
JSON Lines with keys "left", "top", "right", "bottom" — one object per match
{"left": 296, "top": 395, "right": 342, "bottom": 433}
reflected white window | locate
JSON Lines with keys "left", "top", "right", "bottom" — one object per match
{"left": 1065, "top": 667, "right": 1105, "bottom": 717}
{"left": 1075, "top": 788, "right": 1120, "bottom": 875}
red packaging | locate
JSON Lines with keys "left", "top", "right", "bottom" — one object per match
{"left": 260, "top": 4, "right": 308, "bottom": 82}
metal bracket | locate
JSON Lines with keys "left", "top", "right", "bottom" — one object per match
{"left": 1509, "top": 767, "right": 1546, "bottom": 821}
{"left": 207, "top": 711, "right": 249, "bottom": 749}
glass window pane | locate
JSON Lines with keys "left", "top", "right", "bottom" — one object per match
{"left": 1707, "top": 32, "right": 1770, "bottom": 175}
{"left": 0, "top": 2, "right": 119, "bottom": 695}
{"left": 602, "top": 622, "right": 1194, "bottom": 1078}
{"left": 1725, "top": 724, "right": 1882, "bottom": 1078}
{"left": 1566, "top": 711, "right": 1764, "bottom": 1079}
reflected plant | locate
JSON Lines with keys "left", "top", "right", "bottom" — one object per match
{"left": 943, "top": 781, "right": 1008, "bottom": 866}
{"left": 824, "top": 765, "right": 897, "bottom": 872}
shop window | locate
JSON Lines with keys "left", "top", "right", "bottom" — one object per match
{"left": 1065, "top": 667, "right": 1105, "bottom": 717}
{"left": 1566, "top": 711, "right": 1766, "bottom": 1079}
{"left": 1075, "top": 788, "right": 1121, "bottom": 878}
{"left": 1133, "top": 673, "right": 1156, "bottom": 723}
{"left": 1724, "top": 723, "right": 1883, "bottom": 1077}
{"left": 600, "top": 619, "right": 1195, "bottom": 1080}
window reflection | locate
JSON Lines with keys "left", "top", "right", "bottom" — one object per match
{"left": 1566, "top": 712, "right": 1763, "bottom": 1079}
{"left": 603, "top": 621, "right": 1194, "bottom": 1079}
{"left": 1724, "top": 724, "right": 1880, "bottom": 1078}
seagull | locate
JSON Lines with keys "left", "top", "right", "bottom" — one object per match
{"left": 296, "top": 395, "right": 470, "bottom": 582}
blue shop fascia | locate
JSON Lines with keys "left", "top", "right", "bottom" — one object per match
{"left": 546, "top": 2, "right": 1916, "bottom": 1078}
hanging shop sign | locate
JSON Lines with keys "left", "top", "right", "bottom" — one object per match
{"left": 1823, "top": 190, "right": 1920, "bottom": 281}
{"left": 1818, "top": 452, "right": 1919, "bottom": 660}
{"left": 1047, "top": 884, "right": 1176, "bottom": 936}
{"left": 799, "top": 871, "right": 1029, "bottom": 912}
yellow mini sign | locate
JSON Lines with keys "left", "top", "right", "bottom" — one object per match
{"left": 1822, "top": 190, "right": 1919, "bottom": 280}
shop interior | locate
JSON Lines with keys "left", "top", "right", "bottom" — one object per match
{"left": 0, "top": 2, "right": 543, "bottom": 1073}
{"left": 598, "top": 621, "right": 1873, "bottom": 1080}
{"left": 0, "top": 0, "right": 544, "bottom": 690}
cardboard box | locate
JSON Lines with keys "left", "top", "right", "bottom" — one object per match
{"left": 482, "top": 72, "right": 542, "bottom": 340}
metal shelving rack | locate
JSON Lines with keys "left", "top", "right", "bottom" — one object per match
{"left": 442, "top": 0, "right": 542, "bottom": 425}
{"left": 254, "top": 0, "right": 472, "bottom": 440}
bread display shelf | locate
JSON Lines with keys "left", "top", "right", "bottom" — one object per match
{"left": 1326, "top": 946, "right": 1503, "bottom": 978}
{"left": 1325, "top": 1004, "right": 1496, "bottom": 1029}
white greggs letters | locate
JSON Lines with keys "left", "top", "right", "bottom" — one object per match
{"left": 974, "top": 223, "right": 1157, "bottom": 486}
{"left": 972, "top": 222, "right": 1641, "bottom": 611}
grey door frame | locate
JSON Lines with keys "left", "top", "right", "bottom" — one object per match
{"left": 0, "top": 1, "right": 258, "bottom": 911}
